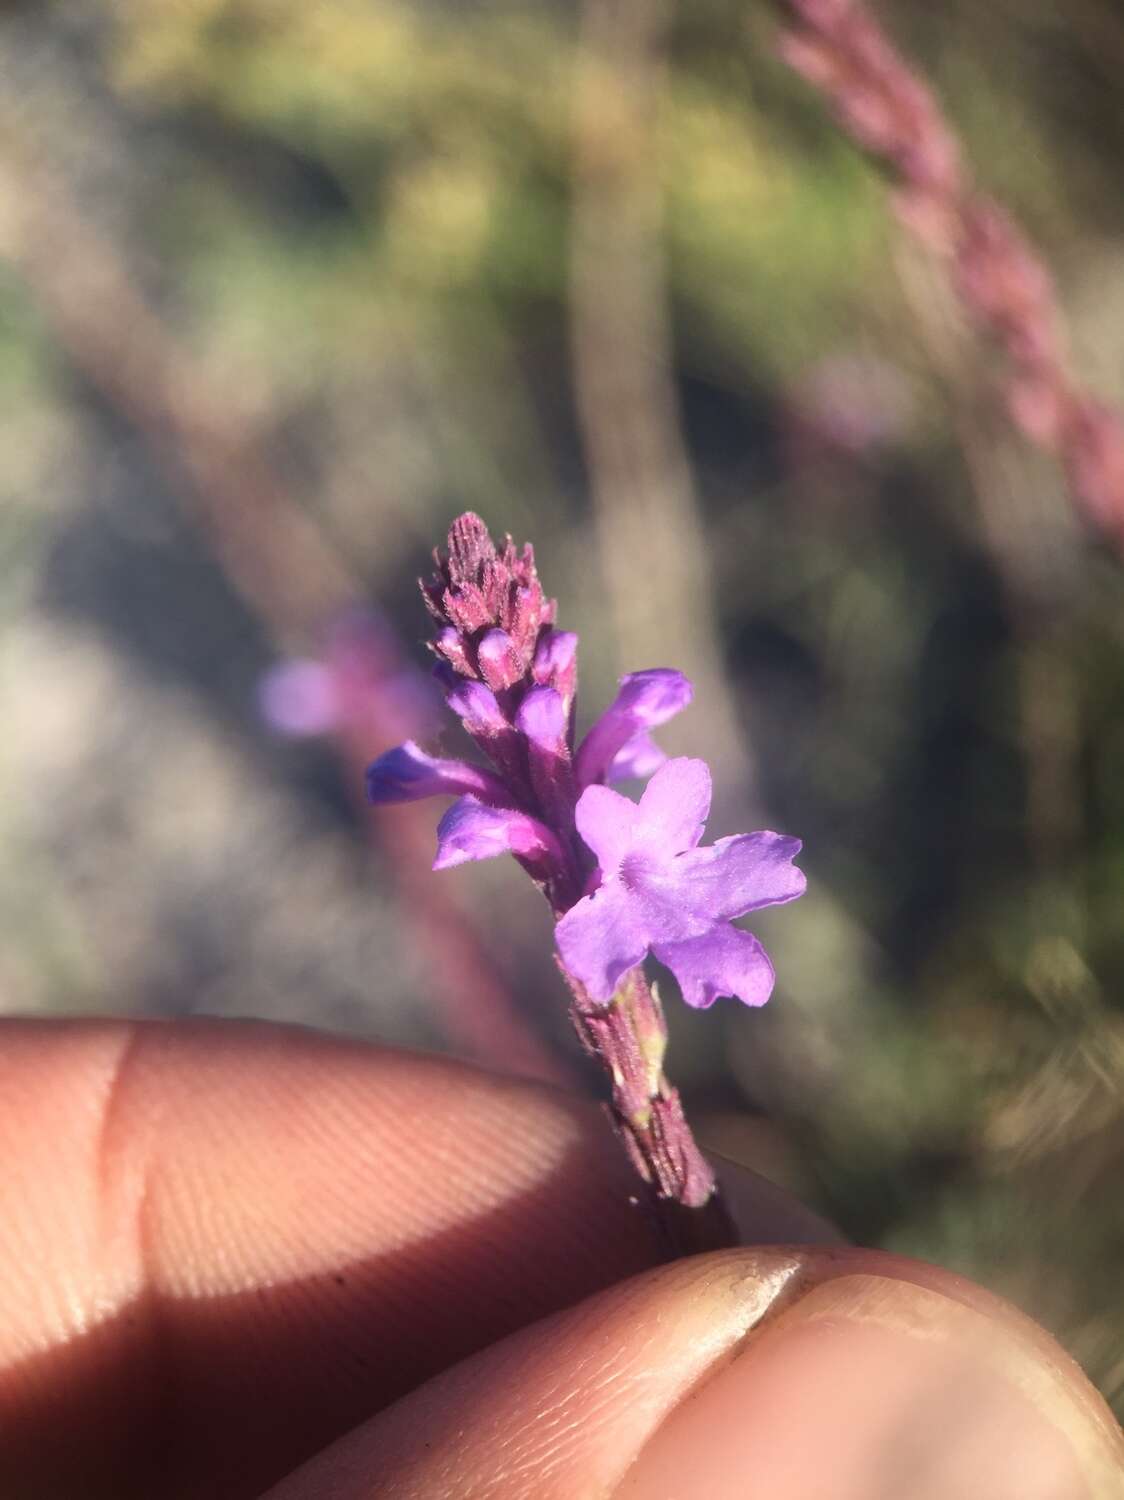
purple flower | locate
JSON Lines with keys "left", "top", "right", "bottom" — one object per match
{"left": 366, "top": 667, "right": 691, "bottom": 830}
{"left": 366, "top": 742, "right": 508, "bottom": 805}
{"left": 363, "top": 516, "right": 804, "bottom": 1013}
{"left": 555, "top": 757, "right": 805, "bottom": 1008}
{"left": 434, "top": 797, "right": 565, "bottom": 890}
{"left": 364, "top": 514, "right": 809, "bottom": 1216}
{"left": 575, "top": 669, "right": 692, "bottom": 789}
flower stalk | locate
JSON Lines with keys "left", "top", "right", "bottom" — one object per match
{"left": 569, "top": 969, "right": 740, "bottom": 1255}
{"left": 568, "top": 967, "right": 711, "bottom": 1202}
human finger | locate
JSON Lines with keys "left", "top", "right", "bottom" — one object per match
{"left": 0, "top": 1017, "right": 830, "bottom": 1498}
{"left": 263, "top": 1246, "right": 1124, "bottom": 1500}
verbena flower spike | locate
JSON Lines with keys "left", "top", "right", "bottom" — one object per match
{"left": 368, "top": 514, "right": 806, "bottom": 1249}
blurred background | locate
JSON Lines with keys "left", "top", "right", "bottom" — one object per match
{"left": 1, "top": 0, "right": 1122, "bottom": 1416}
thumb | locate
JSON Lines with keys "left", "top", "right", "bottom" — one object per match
{"left": 263, "top": 1246, "right": 1124, "bottom": 1499}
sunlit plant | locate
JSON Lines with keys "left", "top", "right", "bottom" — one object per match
{"left": 366, "top": 514, "right": 806, "bottom": 1245}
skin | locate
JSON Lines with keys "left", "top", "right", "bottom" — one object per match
{"left": 0, "top": 1017, "right": 1120, "bottom": 1500}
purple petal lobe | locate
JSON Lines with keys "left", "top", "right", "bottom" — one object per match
{"left": 555, "top": 880, "right": 651, "bottom": 1002}
{"left": 366, "top": 742, "right": 508, "bottom": 806}
{"left": 607, "top": 730, "right": 667, "bottom": 784}
{"left": 635, "top": 757, "right": 712, "bottom": 852}
{"left": 575, "top": 669, "right": 693, "bottom": 788}
{"left": 433, "top": 796, "right": 559, "bottom": 869}
{"left": 672, "top": 833, "right": 806, "bottom": 921}
{"left": 444, "top": 678, "right": 507, "bottom": 736}
{"left": 652, "top": 926, "right": 776, "bottom": 1009}
{"left": 515, "top": 685, "right": 568, "bottom": 754}
{"left": 258, "top": 661, "right": 339, "bottom": 737}
{"left": 574, "top": 782, "right": 642, "bottom": 872}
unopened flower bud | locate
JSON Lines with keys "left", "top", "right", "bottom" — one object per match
{"left": 477, "top": 628, "right": 524, "bottom": 692}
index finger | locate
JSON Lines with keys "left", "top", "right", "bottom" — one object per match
{"left": 0, "top": 1017, "right": 831, "bottom": 1499}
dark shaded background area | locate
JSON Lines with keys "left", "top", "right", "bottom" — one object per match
{"left": 1, "top": 2, "right": 1122, "bottom": 1414}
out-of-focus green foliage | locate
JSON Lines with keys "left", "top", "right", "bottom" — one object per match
{"left": 1, "top": 0, "right": 1122, "bottom": 1413}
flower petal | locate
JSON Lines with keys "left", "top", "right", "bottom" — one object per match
{"left": 652, "top": 925, "right": 776, "bottom": 1009}
{"left": 635, "top": 757, "right": 711, "bottom": 852}
{"left": 555, "top": 879, "right": 651, "bottom": 1002}
{"left": 606, "top": 730, "right": 667, "bottom": 784}
{"left": 433, "top": 796, "right": 560, "bottom": 869}
{"left": 575, "top": 669, "right": 693, "bottom": 789}
{"left": 671, "top": 832, "right": 806, "bottom": 920}
{"left": 574, "top": 783, "right": 642, "bottom": 873}
{"left": 366, "top": 742, "right": 508, "bottom": 806}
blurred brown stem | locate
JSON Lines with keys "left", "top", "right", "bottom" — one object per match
{"left": 894, "top": 239, "right": 1085, "bottom": 872}
{"left": 569, "top": 0, "right": 757, "bottom": 812}
{"left": 567, "top": 963, "right": 737, "bottom": 1254}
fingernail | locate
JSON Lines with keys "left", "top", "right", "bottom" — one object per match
{"left": 617, "top": 1273, "right": 1123, "bottom": 1499}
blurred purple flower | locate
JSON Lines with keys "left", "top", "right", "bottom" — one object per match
{"left": 259, "top": 609, "right": 441, "bottom": 744}
{"left": 258, "top": 660, "right": 340, "bottom": 737}
{"left": 555, "top": 758, "right": 805, "bottom": 1008}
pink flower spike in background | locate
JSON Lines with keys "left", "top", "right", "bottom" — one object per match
{"left": 557, "top": 758, "right": 805, "bottom": 1008}
{"left": 775, "top": 0, "right": 1124, "bottom": 546}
